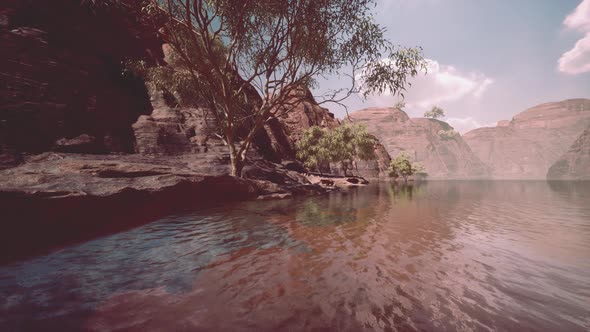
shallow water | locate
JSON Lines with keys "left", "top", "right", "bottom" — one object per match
{"left": 1, "top": 181, "right": 589, "bottom": 331}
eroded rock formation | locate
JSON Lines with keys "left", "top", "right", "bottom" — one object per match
{"left": 547, "top": 126, "right": 590, "bottom": 180}
{"left": 131, "top": 84, "right": 221, "bottom": 155}
{"left": 0, "top": 152, "right": 324, "bottom": 261}
{"left": 464, "top": 99, "right": 590, "bottom": 179}
{"left": 349, "top": 107, "right": 489, "bottom": 179}
{"left": 262, "top": 88, "right": 340, "bottom": 160}
{"left": 0, "top": 0, "right": 164, "bottom": 167}
{"left": 260, "top": 89, "right": 392, "bottom": 178}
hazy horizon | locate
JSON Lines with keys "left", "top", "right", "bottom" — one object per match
{"left": 318, "top": 0, "right": 590, "bottom": 133}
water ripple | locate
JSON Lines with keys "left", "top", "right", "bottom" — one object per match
{"left": 1, "top": 181, "right": 589, "bottom": 331}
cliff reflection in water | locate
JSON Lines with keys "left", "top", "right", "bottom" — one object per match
{"left": 1, "top": 182, "right": 589, "bottom": 331}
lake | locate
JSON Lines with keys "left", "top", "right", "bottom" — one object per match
{"left": 1, "top": 181, "right": 589, "bottom": 331}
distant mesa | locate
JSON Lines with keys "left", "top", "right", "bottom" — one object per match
{"left": 349, "top": 107, "right": 489, "bottom": 179}
{"left": 547, "top": 126, "right": 590, "bottom": 180}
{"left": 463, "top": 99, "right": 590, "bottom": 179}
{"left": 349, "top": 98, "right": 590, "bottom": 180}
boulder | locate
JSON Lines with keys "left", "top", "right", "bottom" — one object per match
{"left": 464, "top": 99, "right": 590, "bottom": 179}
{"left": 320, "top": 179, "right": 335, "bottom": 186}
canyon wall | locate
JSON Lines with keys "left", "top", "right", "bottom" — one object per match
{"left": 463, "top": 99, "right": 590, "bottom": 179}
{"left": 0, "top": 0, "right": 390, "bottom": 178}
{"left": 0, "top": 0, "right": 165, "bottom": 168}
{"left": 349, "top": 107, "right": 489, "bottom": 179}
{"left": 547, "top": 125, "right": 590, "bottom": 180}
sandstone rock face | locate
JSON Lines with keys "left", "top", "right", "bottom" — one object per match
{"left": 350, "top": 108, "right": 489, "bottom": 179}
{"left": 0, "top": 0, "right": 164, "bottom": 165}
{"left": 0, "top": 152, "right": 324, "bottom": 261}
{"left": 464, "top": 99, "right": 590, "bottom": 179}
{"left": 261, "top": 89, "right": 392, "bottom": 177}
{"left": 353, "top": 139, "right": 392, "bottom": 178}
{"left": 547, "top": 126, "right": 590, "bottom": 180}
{"left": 53, "top": 134, "right": 99, "bottom": 153}
{"left": 263, "top": 88, "right": 340, "bottom": 160}
{"left": 132, "top": 85, "right": 221, "bottom": 155}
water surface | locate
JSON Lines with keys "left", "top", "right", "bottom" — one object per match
{"left": 1, "top": 181, "right": 589, "bottom": 331}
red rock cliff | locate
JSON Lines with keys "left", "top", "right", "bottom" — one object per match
{"left": 547, "top": 125, "right": 590, "bottom": 180}
{"left": 463, "top": 99, "right": 590, "bottom": 179}
{"left": 350, "top": 107, "right": 489, "bottom": 179}
{"left": 0, "top": 0, "right": 165, "bottom": 168}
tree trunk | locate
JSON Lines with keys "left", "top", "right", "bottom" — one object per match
{"left": 228, "top": 139, "right": 244, "bottom": 178}
{"left": 229, "top": 153, "right": 244, "bottom": 177}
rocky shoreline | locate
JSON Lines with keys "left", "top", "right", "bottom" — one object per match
{"left": 0, "top": 152, "right": 374, "bottom": 262}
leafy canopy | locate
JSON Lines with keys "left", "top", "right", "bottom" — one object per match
{"left": 438, "top": 129, "right": 459, "bottom": 140}
{"left": 424, "top": 106, "right": 445, "bottom": 119}
{"left": 388, "top": 151, "right": 426, "bottom": 181}
{"left": 296, "top": 124, "right": 376, "bottom": 173}
{"left": 154, "top": 0, "right": 426, "bottom": 176}
{"left": 394, "top": 101, "right": 406, "bottom": 110}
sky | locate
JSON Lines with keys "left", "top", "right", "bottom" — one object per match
{"left": 319, "top": 0, "right": 590, "bottom": 133}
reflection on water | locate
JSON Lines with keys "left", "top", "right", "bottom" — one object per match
{"left": 1, "top": 181, "right": 590, "bottom": 331}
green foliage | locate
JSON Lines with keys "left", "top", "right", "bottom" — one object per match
{"left": 394, "top": 101, "right": 406, "bottom": 110}
{"left": 157, "top": 0, "right": 426, "bottom": 177}
{"left": 296, "top": 126, "right": 332, "bottom": 170}
{"left": 296, "top": 124, "right": 377, "bottom": 175}
{"left": 424, "top": 106, "right": 445, "bottom": 119}
{"left": 412, "top": 162, "right": 428, "bottom": 179}
{"left": 388, "top": 152, "right": 427, "bottom": 181}
{"left": 438, "top": 129, "right": 459, "bottom": 140}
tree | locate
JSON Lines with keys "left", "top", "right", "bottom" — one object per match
{"left": 154, "top": 0, "right": 426, "bottom": 177}
{"left": 295, "top": 126, "right": 331, "bottom": 173}
{"left": 388, "top": 152, "right": 427, "bottom": 182}
{"left": 412, "top": 162, "right": 427, "bottom": 179}
{"left": 296, "top": 124, "right": 376, "bottom": 176}
{"left": 325, "top": 124, "right": 376, "bottom": 176}
{"left": 424, "top": 106, "right": 445, "bottom": 119}
{"left": 394, "top": 101, "right": 406, "bottom": 110}
{"left": 438, "top": 129, "right": 458, "bottom": 140}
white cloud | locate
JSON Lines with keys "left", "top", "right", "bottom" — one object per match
{"left": 559, "top": 33, "right": 590, "bottom": 74}
{"left": 446, "top": 117, "right": 496, "bottom": 134}
{"left": 564, "top": 0, "right": 590, "bottom": 31}
{"left": 408, "top": 60, "right": 493, "bottom": 108}
{"left": 362, "top": 58, "right": 493, "bottom": 110}
{"left": 558, "top": 0, "right": 590, "bottom": 74}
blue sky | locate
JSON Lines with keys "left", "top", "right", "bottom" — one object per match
{"left": 323, "top": 0, "right": 590, "bottom": 133}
